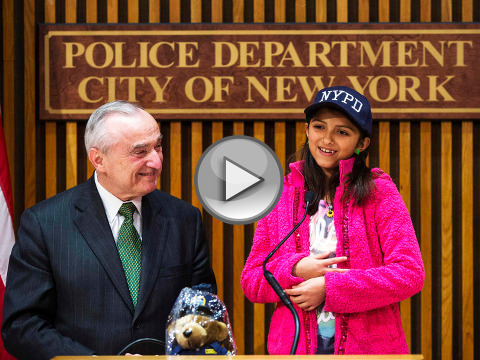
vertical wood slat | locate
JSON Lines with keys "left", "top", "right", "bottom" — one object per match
{"left": 253, "top": 121, "right": 265, "bottom": 355}
{"left": 399, "top": 122, "right": 411, "bottom": 351}
{"left": 191, "top": 122, "right": 202, "bottom": 211}
{"left": 191, "top": 0, "right": 202, "bottom": 22}
{"left": 86, "top": 0, "right": 97, "bottom": 22}
{"left": 420, "top": 122, "right": 432, "bottom": 360}
{"left": 25, "top": 0, "right": 36, "bottom": 208}
{"left": 421, "top": 0, "right": 431, "bottom": 21}
{"left": 462, "top": 122, "right": 474, "bottom": 360}
{"left": 170, "top": 0, "right": 180, "bottom": 23}
{"left": 296, "top": 122, "right": 305, "bottom": 158}
{"left": 441, "top": 122, "right": 452, "bottom": 360}
{"left": 316, "top": 0, "right": 327, "bottom": 22}
{"left": 358, "top": 0, "right": 369, "bottom": 22}
{"left": 211, "top": 0, "right": 223, "bottom": 22}
{"left": 233, "top": 0, "right": 244, "bottom": 22}
{"left": 275, "top": 0, "right": 286, "bottom": 22}
{"left": 378, "top": 4, "right": 390, "bottom": 175}
{"left": 211, "top": 122, "right": 224, "bottom": 301}
{"left": 441, "top": 0, "right": 452, "bottom": 21}
{"left": 462, "top": 0, "right": 473, "bottom": 22}
{"left": 169, "top": 0, "right": 181, "bottom": 199}
{"left": 85, "top": 0, "right": 99, "bottom": 180}
{"left": 379, "top": 0, "right": 390, "bottom": 21}
{"left": 149, "top": 0, "right": 160, "bottom": 23}
{"left": 295, "top": 0, "right": 306, "bottom": 21}
{"left": 170, "top": 122, "right": 181, "bottom": 198}
{"left": 44, "top": 1, "right": 56, "bottom": 201}
{"left": 66, "top": 0, "right": 77, "bottom": 191}
{"left": 2, "top": 0, "right": 15, "bottom": 194}
{"left": 232, "top": 122, "right": 245, "bottom": 355}
{"left": 107, "top": 0, "right": 118, "bottom": 23}
{"left": 128, "top": 0, "right": 139, "bottom": 22}
{"left": 337, "top": 0, "right": 348, "bottom": 22}
{"left": 420, "top": 7, "right": 431, "bottom": 360}
{"left": 379, "top": 122, "right": 390, "bottom": 173}
{"left": 400, "top": 0, "right": 411, "bottom": 22}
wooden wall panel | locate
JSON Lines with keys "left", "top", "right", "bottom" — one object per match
{"left": 1, "top": 1, "right": 478, "bottom": 358}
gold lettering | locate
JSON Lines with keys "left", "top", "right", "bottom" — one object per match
{"left": 263, "top": 42, "right": 284, "bottom": 67}
{"left": 397, "top": 41, "right": 418, "bottom": 67}
{"left": 428, "top": 76, "right": 455, "bottom": 101}
{"left": 178, "top": 42, "right": 199, "bottom": 68}
{"left": 369, "top": 76, "right": 397, "bottom": 102}
{"left": 149, "top": 42, "right": 175, "bottom": 68}
{"left": 246, "top": 76, "right": 270, "bottom": 102}
{"left": 147, "top": 76, "right": 173, "bottom": 102}
{"left": 213, "top": 76, "right": 234, "bottom": 102}
{"left": 106, "top": 77, "right": 117, "bottom": 102}
{"left": 119, "top": 77, "right": 145, "bottom": 102}
{"left": 138, "top": 42, "right": 150, "bottom": 68}
{"left": 213, "top": 42, "right": 239, "bottom": 67}
{"left": 63, "top": 42, "right": 85, "bottom": 68}
{"left": 275, "top": 77, "right": 297, "bottom": 102}
{"left": 359, "top": 41, "right": 392, "bottom": 67}
{"left": 278, "top": 42, "right": 304, "bottom": 67}
{"left": 185, "top": 76, "right": 213, "bottom": 102}
{"left": 239, "top": 42, "right": 261, "bottom": 67}
{"left": 332, "top": 41, "right": 356, "bottom": 67}
{"left": 447, "top": 41, "right": 473, "bottom": 67}
{"left": 398, "top": 76, "right": 423, "bottom": 101}
{"left": 307, "top": 42, "right": 334, "bottom": 67}
{"left": 421, "top": 41, "right": 445, "bottom": 67}
{"left": 85, "top": 42, "right": 114, "bottom": 69}
{"left": 113, "top": 42, "right": 136, "bottom": 68}
{"left": 78, "top": 77, "right": 103, "bottom": 103}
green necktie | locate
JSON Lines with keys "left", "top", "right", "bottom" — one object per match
{"left": 117, "top": 202, "right": 142, "bottom": 307}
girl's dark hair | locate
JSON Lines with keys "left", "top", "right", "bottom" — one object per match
{"left": 301, "top": 115, "right": 375, "bottom": 216}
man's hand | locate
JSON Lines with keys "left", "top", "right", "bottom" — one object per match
{"left": 285, "top": 277, "right": 327, "bottom": 311}
{"left": 292, "top": 252, "right": 349, "bottom": 280}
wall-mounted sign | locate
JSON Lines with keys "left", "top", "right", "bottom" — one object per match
{"left": 39, "top": 23, "right": 480, "bottom": 120}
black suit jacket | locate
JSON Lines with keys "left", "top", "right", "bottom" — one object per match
{"left": 1, "top": 177, "right": 216, "bottom": 360}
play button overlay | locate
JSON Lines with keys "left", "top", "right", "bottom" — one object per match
{"left": 224, "top": 157, "right": 264, "bottom": 201}
{"left": 195, "top": 135, "right": 283, "bottom": 225}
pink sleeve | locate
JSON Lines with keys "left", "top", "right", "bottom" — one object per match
{"left": 324, "top": 178, "right": 425, "bottom": 314}
{"left": 241, "top": 208, "right": 307, "bottom": 304}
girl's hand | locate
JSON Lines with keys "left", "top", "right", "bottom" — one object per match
{"left": 285, "top": 277, "right": 326, "bottom": 311}
{"left": 292, "top": 252, "right": 349, "bottom": 280}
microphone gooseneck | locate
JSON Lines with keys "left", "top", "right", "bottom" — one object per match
{"left": 262, "top": 190, "right": 314, "bottom": 355}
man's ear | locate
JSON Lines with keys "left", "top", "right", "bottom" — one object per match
{"left": 88, "top": 148, "right": 105, "bottom": 172}
{"left": 357, "top": 137, "right": 371, "bottom": 152}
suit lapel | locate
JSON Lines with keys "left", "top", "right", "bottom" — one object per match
{"left": 133, "top": 192, "right": 169, "bottom": 320}
{"left": 73, "top": 177, "right": 135, "bottom": 314}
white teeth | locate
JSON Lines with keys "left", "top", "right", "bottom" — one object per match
{"left": 320, "top": 148, "right": 335, "bottom": 153}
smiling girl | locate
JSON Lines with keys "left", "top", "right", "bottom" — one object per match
{"left": 241, "top": 86, "right": 424, "bottom": 355}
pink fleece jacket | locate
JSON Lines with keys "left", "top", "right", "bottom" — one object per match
{"left": 241, "top": 158, "right": 424, "bottom": 355}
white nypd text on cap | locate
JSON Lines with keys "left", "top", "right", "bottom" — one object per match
{"left": 319, "top": 90, "right": 363, "bottom": 112}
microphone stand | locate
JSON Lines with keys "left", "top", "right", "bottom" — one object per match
{"left": 262, "top": 191, "right": 313, "bottom": 355}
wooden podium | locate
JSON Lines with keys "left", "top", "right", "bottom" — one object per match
{"left": 54, "top": 355, "right": 424, "bottom": 359}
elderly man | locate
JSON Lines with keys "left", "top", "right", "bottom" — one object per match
{"left": 2, "top": 101, "right": 216, "bottom": 359}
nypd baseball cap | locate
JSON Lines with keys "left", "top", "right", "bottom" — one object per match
{"left": 304, "top": 86, "right": 373, "bottom": 136}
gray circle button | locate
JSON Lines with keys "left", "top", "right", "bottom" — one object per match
{"left": 195, "top": 135, "right": 284, "bottom": 225}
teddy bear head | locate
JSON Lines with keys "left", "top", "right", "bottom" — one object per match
{"left": 168, "top": 314, "right": 228, "bottom": 350}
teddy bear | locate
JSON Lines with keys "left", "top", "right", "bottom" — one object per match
{"left": 166, "top": 284, "right": 236, "bottom": 355}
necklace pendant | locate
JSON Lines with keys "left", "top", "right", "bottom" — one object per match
{"left": 327, "top": 209, "right": 334, "bottom": 218}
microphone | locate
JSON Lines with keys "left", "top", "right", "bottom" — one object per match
{"left": 262, "top": 190, "right": 314, "bottom": 355}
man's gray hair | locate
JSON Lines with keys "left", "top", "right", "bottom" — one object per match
{"left": 84, "top": 100, "right": 144, "bottom": 153}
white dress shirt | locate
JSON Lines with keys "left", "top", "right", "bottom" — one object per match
{"left": 94, "top": 172, "right": 143, "bottom": 243}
